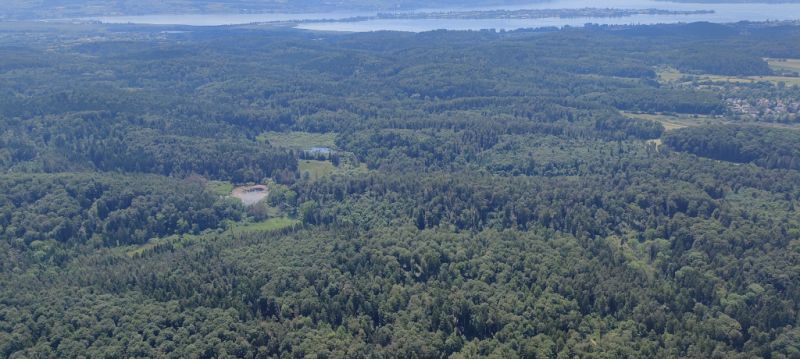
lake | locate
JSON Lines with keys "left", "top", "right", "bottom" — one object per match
{"left": 88, "top": 0, "right": 800, "bottom": 32}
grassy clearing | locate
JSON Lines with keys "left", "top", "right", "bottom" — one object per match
{"left": 657, "top": 66, "right": 800, "bottom": 86}
{"left": 767, "top": 58, "right": 800, "bottom": 72}
{"left": 622, "top": 111, "right": 716, "bottom": 131}
{"left": 705, "top": 75, "right": 800, "bottom": 86}
{"left": 229, "top": 217, "right": 300, "bottom": 234}
{"left": 206, "top": 180, "right": 234, "bottom": 196}
{"left": 258, "top": 131, "right": 336, "bottom": 150}
{"left": 657, "top": 67, "right": 685, "bottom": 82}
{"left": 623, "top": 111, "right": 800, "bottom": 134}
{"left": 127, "top": 217, "right": 299, "bottom": 257}
{"left": 126, "top": 234, "right": 191, "bottom": 257}
{"left": 299, "top": 160, "right": 336, "bottom": 180}
{"left": 258, "top": 132, "right": 370, "bottom": 177}
{"left": 343, "top": 162, "right": 369, "bottom": 175}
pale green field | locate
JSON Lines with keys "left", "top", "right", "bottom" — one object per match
{"left": 657, "top": 67, "right": 800, "bottom": 86}
{"left": 127, "top": 217, "right": 299, "bottom": 257}
{"left": 206, "top": 180, "right": 234, "bottom": 196}
{"left": 767, "top": 58, "right": 800, "bottom": 72}
{"left": 258, "top": 131, "right": 336, "bottom": 150}
{"left": 299, "top": 159, "right": 369, "bottom": 181}
{"left": 657, "top": 67, "right": 685, "bottom": 83}
{"left": 623, "top": 111, "right": 800, "bottom": 133}
{"left": 622, "top": 111, "right": 716, "bottom": 131}
{"left": 260, "top": 132, "right": 370, "bottom": 178}
{"left": 229, "top": 217, "right": 300, "bottom": 234}
{"left": 299, "top": 159, "right": 336, "bottom": 180}
{"left": 703, "top": 75, "right": 800, "bottom": 86}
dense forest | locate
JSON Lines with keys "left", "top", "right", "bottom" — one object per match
{"left": 664, "top": 124, "right": 800, "bottom": 170}
{"left": 1, "top": 20, "right": 800, "bottom": 358}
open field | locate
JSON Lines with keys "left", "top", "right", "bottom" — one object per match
{"left": 624, "top": 111, "right": 800, "bottom": 133}
{"left": 622, "top": 111, "right": 717, "bottom": 131}
{"left": 229, "top": 217, "right": 300, "bottom": 234}
{"left": 299, "top": 159, "right": 335, "bottom": 180}
{"left": 657, "top": 67, "right": 800, "bottom": 86}
{"left": 657, "top": 67, "right": 685, "bottom": 83}
{"left": 707, "top": 75, "right": 800, "bottom": 86}
{"left": 126, "top": 232, "right": 208, "bottom": 257}
{"left": 258, "top": 131, "right": 336, "bottom": 150}
{"left": 127, "top": 217, "right": 299, "bottom": 257}
{"left": 767, "top": 58, "right": 800, "bottom": 72}
{"left": 206, "top": 180, "right": 234, "bottom": 196}
{"left": 259, "top": 132, "right": 370, "bottom": 178}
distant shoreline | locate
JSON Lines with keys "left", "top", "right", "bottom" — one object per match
{"left": 309, "top": 8, "right": 716, "bottom": 23}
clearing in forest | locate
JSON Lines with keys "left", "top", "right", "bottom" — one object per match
{"left": 622, "top": 111, "right": 714, "bottom": 131}
{"left": 258, "top": 131, "right": 337, "bottom": 150}
{"left": 231, "top": 184, "right": 269, "bottom": 206}
{"left": 126, "top": 217, "right": 299, "bottom": 257}
{"left": 228, "top": 217, "right": 300, "bottom": 234}
{"left": 299, "top": 160, "right": 335, "bottom": 180}
{"left": 657, "top": 66, "right": 800, "bottom": 86}
{"left": 624, "top": 111, "right": 800, "bottom": 132}
{"left": 767, "top": 58, "right": 800, "bottom": 73}
{"left": 206, "top": 180, "right": 234, "bottom": 196}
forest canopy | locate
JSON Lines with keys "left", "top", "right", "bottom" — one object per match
{"left": 1, "top": 20, "right": 800, "bottom": 358}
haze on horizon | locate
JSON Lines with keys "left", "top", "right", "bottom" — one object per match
{"left": 1, "top": 0, "right": 543, "bottom": 19}
{"left": 6, "top": 0, "right": 800, "bottom": 20}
